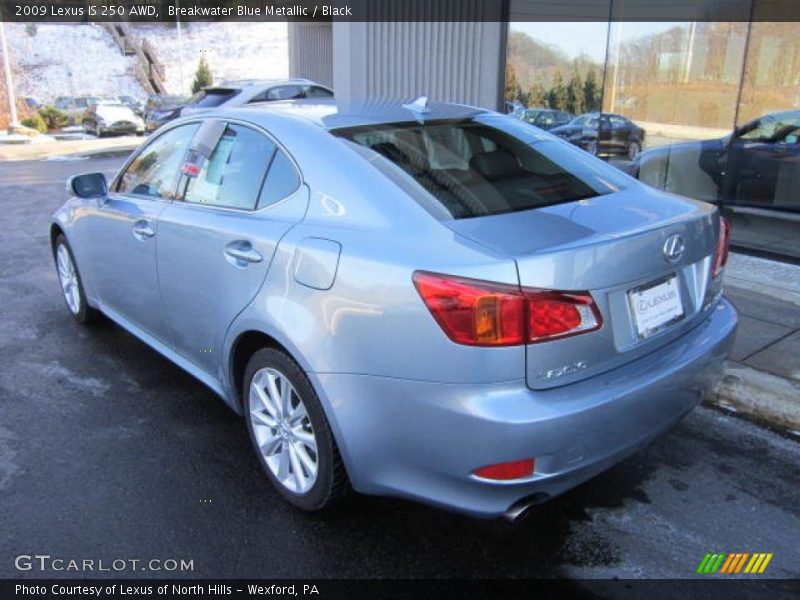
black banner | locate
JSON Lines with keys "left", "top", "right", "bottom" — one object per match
{"left": 2, "top": 579, "right": 799, "bottom": 600}
{"left": 1, "top": 0, "right": 800, "bottom": 23}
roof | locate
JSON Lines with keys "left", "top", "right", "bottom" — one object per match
{"left": 240, "top": 97, "right": 494, "bottom": 130}
{"left": 213, "top": 78, "right": 317, "bottom": 89}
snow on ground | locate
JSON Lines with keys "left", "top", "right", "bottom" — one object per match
{"left": 135, "top": 22, "right": 289, "bottom": 95}
{"left": 5, "top": 22, "right": 289, "bottom": 104}
{"left": 6, "top": 23, "right": 144, "bottom": 103}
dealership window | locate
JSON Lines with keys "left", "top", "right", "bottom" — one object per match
{"left": 506, "top": 13, "right": 798, "bottom": 260}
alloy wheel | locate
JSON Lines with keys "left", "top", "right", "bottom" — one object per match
{"left": 56, "top": 244, "right": 81, "bottom": 315}
{"left": 249, "top": 367, "right": 318, "bottom": 495}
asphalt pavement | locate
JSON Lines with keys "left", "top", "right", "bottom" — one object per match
{"left": 1, "top": 157, "right": 799, "bottom": 585}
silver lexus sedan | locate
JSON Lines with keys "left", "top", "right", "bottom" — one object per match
{"left": 51, "top": 98, "right": 737, "bottom": 519}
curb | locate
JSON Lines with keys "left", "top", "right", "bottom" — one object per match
{"left": 705, "top": 361, "right": 800, "bottom": 432}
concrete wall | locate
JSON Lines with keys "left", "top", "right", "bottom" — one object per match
{"left": 288, "top": 22, "right": 334, "bottom": 87}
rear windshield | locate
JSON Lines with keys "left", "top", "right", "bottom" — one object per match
{"left": 189, "top": 89, "right": 239, "bottom": 108}
{"left": 333, "top": 117, "right": 628, "bottom": 219}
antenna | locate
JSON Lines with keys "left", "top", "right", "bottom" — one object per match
{"left": 402, "top": 96, "right": 431, "bottom": 114}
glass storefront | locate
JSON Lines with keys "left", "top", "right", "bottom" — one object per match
{"left": 505, "top": 16, "right": 800, "bottom": 261}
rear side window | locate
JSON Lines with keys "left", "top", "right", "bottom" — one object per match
{"left": 116, "top": 123, "right": 199, "bottom": 198}
{"left": 189, "top": 89, "right": 238, "bottom": 108}
{"left": 334, "top": 118, "right": 628, "bottom": 219}
{"left": 306, "top": 86, "right": 333, "bottom": 98}
{"left": 183, "top": 124, "right": 275, "bottom": 210}
{"left": 258, "top": 149, "right": 300, "bottom": 208}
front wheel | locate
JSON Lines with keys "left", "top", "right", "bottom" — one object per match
{"left": 53, "top": 234, "right": 98, "bottom": 323}
{"left": 627, "top": 141, "right": 641, "bottom": 160}
{"left": 244, "top": 348, "right": 349, "bottom": 511}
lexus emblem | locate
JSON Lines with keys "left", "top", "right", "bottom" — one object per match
{"left": 663, "top": 234, "right": 685, "bottom": 263}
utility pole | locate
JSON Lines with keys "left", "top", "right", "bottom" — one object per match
{"left": 0, "top": 20, "right": 19, "bottom": 132}
{"left": 175, "top": 0, "right": 186, "bottom": 94}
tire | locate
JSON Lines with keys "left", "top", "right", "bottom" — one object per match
{"left": 585, "top": 141, "right": 598, "bottom": 156}
{"left": 53, "top": 234, "right": 99, "bottom": 324}
{"left": 243, "top": 348, "right": 349, "bottom": 511}
{"left": 627, "top": 141, "right": 641, "bottom": 160}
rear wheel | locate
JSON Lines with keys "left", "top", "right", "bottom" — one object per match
{"left": 244, "top": 348, "right": 349, "bottom": 510}
{"left": 53, "top": 234, "right": 98, "bottom": 323}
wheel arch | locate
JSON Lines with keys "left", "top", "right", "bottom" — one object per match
{"left": 50, "top": 222, "right": 66, "bottom": 254}
{"left": 227, "top": 327, "right": 356, "bottom": 484}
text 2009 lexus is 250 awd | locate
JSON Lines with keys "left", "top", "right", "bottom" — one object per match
{"left": 51, "top": 98, "right": 736, "bottom": 519}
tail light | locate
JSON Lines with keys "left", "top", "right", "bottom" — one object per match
{"left": 413, "top": 271, "right": 602, "bottom": 346}
{"left": 712, "top": 217, "right": 731, "bottom": 278}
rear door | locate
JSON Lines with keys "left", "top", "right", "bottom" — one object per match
{"left": 156, "top": 120, "right": 307, "bottom": 378}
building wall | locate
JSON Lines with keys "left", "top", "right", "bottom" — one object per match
{"left": 331, "top": 21, "right": 505, "bottom": 109}
{"left": 288, "top": 22, "right": 333, "bottom": 87}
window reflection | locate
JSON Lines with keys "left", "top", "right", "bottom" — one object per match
{"left": 506, "top": 11, "right": 799, "bottom": 259}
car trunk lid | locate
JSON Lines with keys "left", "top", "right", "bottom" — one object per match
{"left": 444, "top": 184, "right": 720, "bottom": 389}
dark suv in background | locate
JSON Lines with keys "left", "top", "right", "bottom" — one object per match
{"left": 143, "top": 95, "right": 190, "bottom": 132}
{"left": 552, "top": 112, "right": 646, "bottom": 160}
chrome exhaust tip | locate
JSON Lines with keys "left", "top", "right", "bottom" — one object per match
{"left": 504, "top": 493, "right": 548, "bottom": 522}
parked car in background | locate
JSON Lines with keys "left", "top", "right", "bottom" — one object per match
{"left": 514, "top": 108, "right": 573, "bottom": 130}
{"left": 82, "top": 101, "right": 145, "bottom": 137}
{"left": 630, "top": 110, "right": 800, "bottom": 209}
{"left": 551, "top": 112, "right": 646, "bottom": 159}
{"left": 23, "top": 96, "right": 41, "bottom": 109}
{"left": 180, "top": 78, "right": 333, "bottom": 116}
{"left": 118, "top": 95, "right": 144, "bottom": 116}
{"left": 144, "top": 94, "right": 189, "bottom": 132}
{"left": 54, "top": 96, "right": 101, "bottom": 125}
{"left": 52, "top": 98, "right": 735, "bottom": 519}
{"left": 504, "top": 100, "right": 526, "bottom": 114}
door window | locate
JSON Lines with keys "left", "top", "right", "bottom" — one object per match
{"left": 183, "top": 124, "right": 276, "bottom": 210}
{"left": 609, "top": 116, "right": 627, "bottom": 130}
{"left": 116, "top": 123, "right": 199, "bottom": 199}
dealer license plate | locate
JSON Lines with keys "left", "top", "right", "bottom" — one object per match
{"left": 628, "top": 275, "right": 684, "bottom": 339}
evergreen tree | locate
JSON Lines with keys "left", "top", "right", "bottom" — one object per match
{"left": 583, "top": 68, "right": 601, "bottom": 112}
{"left": 548, "top": 70, "right": 567, "bottom": 111}
{"left": 504, "top": 63, "right": 518, "bottom": 103}
{"left": 191, "top": 57, "right": 213, "bottom": 94}
{"left": 526, "top": 78, "right": 548, "bottom": 108}
{"left": 566, "top": 64, "right": 585, "bottom": 115}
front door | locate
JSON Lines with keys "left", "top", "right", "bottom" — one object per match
{"left": 77, "top": 123, "right": 199, "bottom": 340}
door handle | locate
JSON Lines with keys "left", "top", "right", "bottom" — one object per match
{"left": 132, "top": 220, "right": 155, "bottom": 240}
{"left": 224, "top": 241, "right": 263, "bottom": 266}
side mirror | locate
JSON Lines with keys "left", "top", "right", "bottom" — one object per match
{"left": 67, "top": 172, "right": 107, "bottom": 198}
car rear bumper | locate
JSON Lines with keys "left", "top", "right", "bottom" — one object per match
{"left": 309, "top": 297, "right": 737, "bottom": 518}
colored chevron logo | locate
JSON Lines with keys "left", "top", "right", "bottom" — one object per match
{"left": 696, "top": 553, "right": 774, "bottom": 574}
